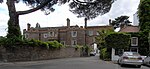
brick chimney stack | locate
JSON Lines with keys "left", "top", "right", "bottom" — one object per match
{"left": 109, "top": 19, "right": 112, "bottom": 26}
{"left": 67, "top": 18, "right": 70, "bottom": 28}
{"left": 27, "top": 23, "right": 31, "bottom": 31}
{"left": 84, "top": 18, "right": 87, "bottom": 28}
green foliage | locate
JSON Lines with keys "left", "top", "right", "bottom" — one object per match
{"left": 138, "top": 31, "right": 150, "bottom": 55}
{"left": 148, "top": 32, "right": 150, "bottom": 50}
{"left": 47, "top": 40, "right": 64, "bottom": 49}
{"left": 99, "top": 48, "right": 111, "bottom": 60}
{"left": 138, "top": 0, "right": 150, "bottom": 31}
{"left": 0, "top": 37, "right": 64, "bottom": 49}
{"left": 95, "top": 29, "right": 114, "bottom": 49}
{"left": 0, "top": 36, "right": 24, "bottom": 47}
{"left": 110, "top": 15, "right": 131, "bottom": 29}
{"left": 75, "top": 45, "right": 83, "bottom": 50}
{"left": 105, "top": 33, "right": 131, "bottom": 49}
{"left": 69, "top": 0, "right": 115, "bottom": 19}
{"left": 7, "top": 17, "right": 21, "bottom": 39}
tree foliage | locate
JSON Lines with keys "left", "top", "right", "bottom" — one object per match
{"left": 110, "top": 16, "right": 131, "bottom": 29}
{"left": 0, "top": 0, "right": 116, "bottom": 38}
{"left": 138, "top": 0, "right": 150, "bottom": 31}
{"left": 105, "top": 33, "right": 131, "bottom": 49}
{"left": 138, "top": 31, "right": 150, "bottom": 55}
{"left": 95, "top": 29, "right": 114, "bottom": 49}
{"left": 69, "top": 0, "right": 115, "bottom": 19}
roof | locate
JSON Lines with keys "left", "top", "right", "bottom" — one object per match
{"left": 119, "top": 26, "right": 139, "bottom": 32}
{"left": 86, "top": 25, "right": 112, "bottom": 28}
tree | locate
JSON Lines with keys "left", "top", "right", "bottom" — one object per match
{"left": 0, "top": 0, "right": 115, "bottom": 39}
{"left": 138, "top": 0, "right": 150, "bottom": 31}
{"left": 95, "top": 29, "right": 114, "bottom": 49}
{"left": 148, "top": 32, "right": 150, "bottom": 53}
{"left": 138, "top": 0, "right": 150, "bottom": 55}
{"left": 95, "top": 29, "right": 114, "bottom": 60}
{"left": 110, "top": 16, "right": 131, "bottom": 29}
{"left": 69, "top": 0, "right": 115, "bottom": 19}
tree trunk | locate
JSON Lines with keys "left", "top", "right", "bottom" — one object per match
{"left": 6, "top": 0, "right": 53, "bottom": 38}
{"left": 6, "top": 0, "right": 21, "bottom": 38}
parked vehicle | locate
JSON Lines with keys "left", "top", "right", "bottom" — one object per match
{"left": 143, "top": 53, "right": 150, "bottom": 66}
{"left": 118, "top": 52, "right": 143, "bottom": 68}
{"left": 90, "top": 52, "right": 96, "bottom": 56}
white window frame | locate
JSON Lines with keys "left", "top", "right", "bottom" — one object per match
{"left": 61, "top": 41, "right": 65, "bottom": 45}
{"left": 71, "top": 31, "right": 77, "bottom": 37}
{"left": 24, "top": 33, "right": 29, "bottom": 39}
{"left": 49, "top": 32, "right": 54, "bottom": 37}
{"left": 131, "top": 37, "right": 138, "bottom": 46}
{"left": 71, "top": 40, "right": 77, "bottom": 46}
{"left": 96, "top": 32, "right": 99, "bottom": 35}
{"left": 43, "top": 33, "right": 48, "bottom": 38}
{"left": 88, "top": 30, "right": 93, "bottom": 36}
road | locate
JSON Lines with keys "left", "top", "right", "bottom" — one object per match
{"left": 0, "top": 55, "right": 149, "bottom": 69}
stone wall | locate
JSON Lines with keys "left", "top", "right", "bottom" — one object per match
{"left": 0, "top": 46, "right": 81, "bottom": 62}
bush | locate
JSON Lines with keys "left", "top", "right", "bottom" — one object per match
{"left": 100, "top": 48, "right": 111, "bottom": 60}
{"left": 75, "top": 45, "right": 82, "bottom": 50}
{"left": 0, "top": 37, "right": 64, "bottom": 49}
{"left": 47, "top": 40, "right": 64, "bottom": 49}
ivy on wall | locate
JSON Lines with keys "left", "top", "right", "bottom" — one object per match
{"left": 105, "top": 33, "right": 131, "bottom": 49}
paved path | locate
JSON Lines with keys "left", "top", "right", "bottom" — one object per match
{"left": 0, "top": 56, "right": 149, "bottom": 69}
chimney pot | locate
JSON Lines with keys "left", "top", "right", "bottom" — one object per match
{"left": 84, "top": 18, "right": 87, "bottom": 28}
{"left": 67, "top": 18, "right": 70, "bottom": 28}
{"left": 27, "top": 23, "right": 31, "bottom": 31}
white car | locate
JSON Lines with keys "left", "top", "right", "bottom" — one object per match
{"left": 90, "top": 52, "right": 96, "bottom": 56}
{"left": 118, "top": 52, "right": 143, "bottom": 68}
{"left": 143, "top": 53, "right": 150, "bottom": 66}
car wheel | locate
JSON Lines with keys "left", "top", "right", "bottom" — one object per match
{"left": 120, "top": 64, "right": 124, "bottom": 67}
{"left": 117, "top": 60, "right": 120, "bottom": 65}
{"left": 137, "top": 65, "right": 141, "bottom": 68}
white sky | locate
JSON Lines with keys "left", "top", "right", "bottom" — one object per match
{"left": 0, "top": 0, "right": 140, "bottom": 36}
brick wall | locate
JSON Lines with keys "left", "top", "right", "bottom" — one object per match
{"left": 0, "top": 46, "right": 81, "bottom": 62}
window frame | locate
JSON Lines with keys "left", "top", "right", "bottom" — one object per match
{"left": 71, "top": 40, "right": 77, "bottom": 46}
{"left": 71, "top": 31, "right": 77, "bottom": 37}
{"left": 131, "top": 37, "right": 138, "bottom": 46}
{"left": 88, "top": 30, "right": 93, "bottom": 36}
{"left": 43, "top": 33, "right": 48, "bottom": 38}
{"left": 49, "top": 31, "right": 54, "bottom": 37}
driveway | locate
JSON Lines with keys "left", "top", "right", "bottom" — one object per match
{"left": 0, "top": 55, "right": 149, "bottom": 69}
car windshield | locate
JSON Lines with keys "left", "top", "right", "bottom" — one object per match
{"left": 124, "top": 52, "right": 140, "bottom": 56}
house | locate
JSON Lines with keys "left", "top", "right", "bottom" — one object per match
{"left": 23, "top": 18, "right": 113, "bottom": 51}
{"left": 119, "top": 25, "right": 139, "bottom": 52}
{"left": 111, "top": 25, "right": 140, "bottom": 63}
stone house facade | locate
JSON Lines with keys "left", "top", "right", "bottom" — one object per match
{"left": 23, "top": 18, "right": 113, "bottom": 48}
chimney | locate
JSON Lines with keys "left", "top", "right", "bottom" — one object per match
{"left": 109, "top": 19, "right": 112, "bottom": 25}
{"left": 66, "top": 18, "right": 70, "bottom": 28}
{"left": 84, "top": 18, "right": 87, "bottom": 28}
{"left": 27, "top": 23, "right": 31, "bottom": 31}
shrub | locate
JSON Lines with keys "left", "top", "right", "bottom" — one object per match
{"left": 0, "top": 37, "right": 64, "bottom": 50}
{"left": 47, "top": 40, "right": 64, "bottom": 49}
{"left": 99, "top": 47, "right": 111, "bottom": 60}
{"left": 75, "top": 45, "right": 83, "bottom": 50}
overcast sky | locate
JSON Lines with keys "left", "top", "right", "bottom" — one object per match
{"left": 0, "top": 0, "right": 140, "bottom": 36}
